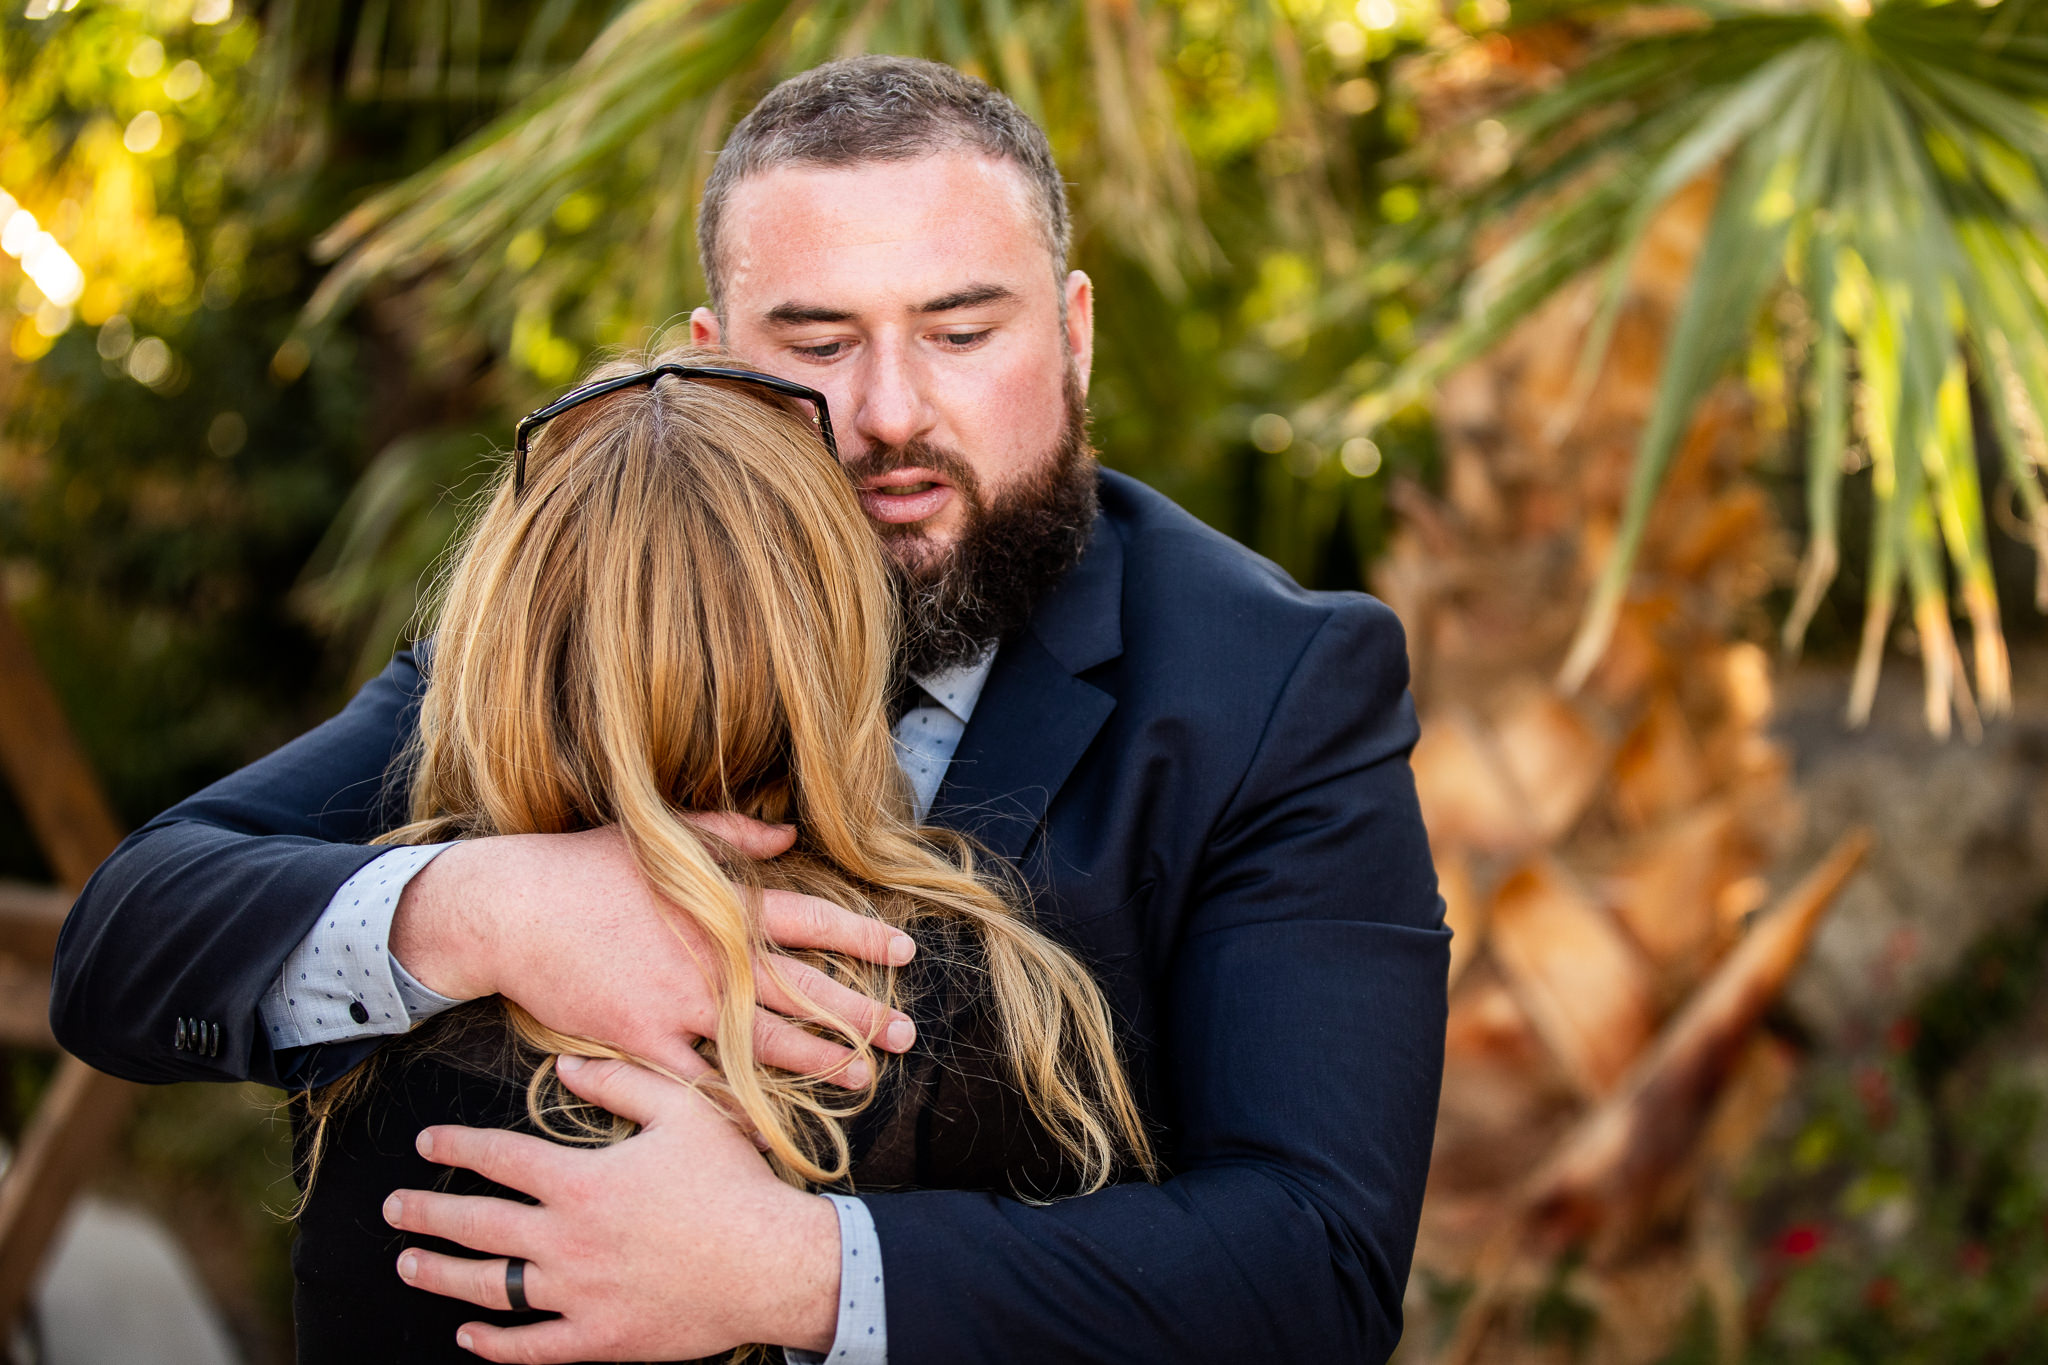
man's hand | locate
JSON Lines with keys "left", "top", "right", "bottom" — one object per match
{"left": 386, "top": 1056, "right": 843, "bottom": 1362}
{"left": 389, "top": 819, "right": 917, "bottom": 1085}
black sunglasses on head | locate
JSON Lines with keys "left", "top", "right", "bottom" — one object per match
{"left": 513, "top": 364, "right": 841, "bottom": 500}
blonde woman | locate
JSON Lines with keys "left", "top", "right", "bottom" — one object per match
{"left": 290, "top": 348, "right": 1151, "bottom": 1363}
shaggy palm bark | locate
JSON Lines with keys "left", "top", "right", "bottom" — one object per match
{"left": 1382, "top": 177, "right": 1866, "bottom": 1363}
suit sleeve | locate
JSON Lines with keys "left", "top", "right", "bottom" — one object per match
{"left": 863, "top": 598, "right": 1449, "bottom": 1363}
{"left": 50, "top": 648, "right": 430, "bottom": 1090}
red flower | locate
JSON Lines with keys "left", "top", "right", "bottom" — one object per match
{"left": 1779, "top": 1224, "right": 1826, "bottom": 1259}
{"left": 1960, "top": 1242, "right": 1990, "bottom": 1276}
{"left": 1864, "top": 1276, "right": 1898, "bottom": 1310}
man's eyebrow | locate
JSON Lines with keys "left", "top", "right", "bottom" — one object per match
{"left": 762, "top": 302, "right": 855, "bottom": 326}
{"left": 760, "top": 285, "right": 1019, "bottom": 326}
{"left": 916, "top": 284, "right": 1019, "bottom": 314}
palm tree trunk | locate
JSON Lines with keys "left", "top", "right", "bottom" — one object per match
{"left": 1382, "top": 165, "right": 1863, "bottom": 1363}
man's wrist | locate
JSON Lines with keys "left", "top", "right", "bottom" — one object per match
{"left": 762, "top": 1190, "right": 844, "bottom": 1355}
{"left": 387, "top": 838, "right": 496, "bottom": 1002}
{"left": 789, "top": 1194, "right": 887, "bottom": 1365}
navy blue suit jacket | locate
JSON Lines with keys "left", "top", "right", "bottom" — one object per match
{"left": 53, "top": 469, "right": 1448, "bottom": 1362}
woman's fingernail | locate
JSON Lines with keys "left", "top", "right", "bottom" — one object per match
{"left": 889, "top": 934, "right": 916, "bottom": 965}
{"left": 558, "top": 1054, "right": 585, "bottom": 1072}
{"left": 844, "top": 1059, "right": 874, "bottom": 1088}
{"left": 885, "top": 1018, "right": 916, "bottom": 1051}
{"left": 383, "top": 1193, "right": 404, "bottom": 1225}
{"left": 397, "top": 1250, "right": 418, "bottom": 1280}
{"left": 415, "top": 1129, "right": 434, "bottom": 1159}
{"left": 457, "top": 1330, "right": 474, "bottom": 1352}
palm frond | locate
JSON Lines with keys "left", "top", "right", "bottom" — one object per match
{"left": 299, "top": 0, "right": 1275, "bottom": 363}
{"left": 1346, "top": 0, "right": 2048, "bottom": 731}
{"left": 307, "top": 0, "right": 801, "bottom": 338}
{"left": 290, "top": 0, "right": 1420, "bottom": 654}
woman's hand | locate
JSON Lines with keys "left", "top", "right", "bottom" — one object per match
{"left": 388, "top": 819, "right": 916, "bottom": 1084}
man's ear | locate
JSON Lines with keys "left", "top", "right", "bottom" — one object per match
{"left": 1063, "top": 271, "right": 1094, "bottom": 397}
{"left": 691, "top": 307, "right": 723, "bottom": 348}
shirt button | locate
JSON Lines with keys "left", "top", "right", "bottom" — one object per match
{"left": 349, "top": 1000, "right": 370, "bottom": 1024}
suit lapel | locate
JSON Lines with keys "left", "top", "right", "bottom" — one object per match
{"left": 929, "top": 501, "right": 1124, "bottom": 863}
{"left": 931, "top": 634, "right": 1113, "bottom": 861}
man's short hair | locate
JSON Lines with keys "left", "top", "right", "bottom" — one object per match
{"left": 698, "top": 56, "right": 1071, "bottom": 314}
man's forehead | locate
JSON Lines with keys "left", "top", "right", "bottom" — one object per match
{"left": 718, "top": 151, "right": 1053, "bottom": 315}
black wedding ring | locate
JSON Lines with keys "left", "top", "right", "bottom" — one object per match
{"left": 504, "top": 1256, "right": 530, "bottom": 1312}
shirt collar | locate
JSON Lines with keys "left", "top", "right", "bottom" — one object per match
{"left": 910, "top": 650, "right": 996, "bottom": 726}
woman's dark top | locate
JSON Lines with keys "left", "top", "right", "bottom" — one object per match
{"left": 291, "top": 941, "right": 1085, "bottom": 1365}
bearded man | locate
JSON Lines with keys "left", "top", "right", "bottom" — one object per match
{"left": 53, "top": 57, "right": 1447, "bottom": 1365}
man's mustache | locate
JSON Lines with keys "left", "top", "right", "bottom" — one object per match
{"left": 838, "top": 441, "right": 982, "bottom": 495}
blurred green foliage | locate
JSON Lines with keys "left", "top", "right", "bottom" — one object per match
{"left": 0, "top": 1, "right": 557, "bottom": 834}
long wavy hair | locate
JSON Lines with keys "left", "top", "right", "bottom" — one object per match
{"left": 303, "top": 346, "right": 1151, "bottom": 1196}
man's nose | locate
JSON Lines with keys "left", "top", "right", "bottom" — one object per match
{"left": 851, "top": 344, "right": 938, "bottom": 455}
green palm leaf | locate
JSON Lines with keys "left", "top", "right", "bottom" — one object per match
{"left": 301, "top": 0, "right": 1241, "bottom": 362}
{"left": 287, "top": 0, "right": 1408, "bottom": 665}
{"left": 1350, "top": 0, "right": 2048, "bottom": 732}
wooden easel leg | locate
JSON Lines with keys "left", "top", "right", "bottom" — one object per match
{"left": 0, "top": 1059, "right": 135, "bottom": 1329}
{"left": 0, "top": 600, "right": 137, "bottom": 1337}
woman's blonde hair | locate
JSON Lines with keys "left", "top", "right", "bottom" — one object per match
{"left": 304, "top": 345, "right": 1150, "bottom": 1195}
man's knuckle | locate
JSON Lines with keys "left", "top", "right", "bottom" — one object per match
{"left": 472, "top": 1133, "right": 507, "bottom": 1172}
{"left": 557, "top": 1169, "right": 596, "bottom": 1207}
{"left": 403, "top": 1194, "right": 439, "bottom": 1232}
{"left": 470, "top": 1260, "right": 500, "bottom": 1297}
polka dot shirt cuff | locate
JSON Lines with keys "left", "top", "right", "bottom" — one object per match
{"left": 257, "top": 843, "right": 456, "bottom": 1049}
{"left": 785, "top": 1194, "right": 887, "bottom": 1365}
{"left": 389, "top": 949, "right": 462, "bottom": 1021}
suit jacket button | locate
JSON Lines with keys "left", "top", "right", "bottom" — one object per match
{"left": 349, "top": 1000, "right": 370, "bottom": 1025}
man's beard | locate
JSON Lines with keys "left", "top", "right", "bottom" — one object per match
{"left": 841, "top": 371, "right": 1098, "bottom": 677}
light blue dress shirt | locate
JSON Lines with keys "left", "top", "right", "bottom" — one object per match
{"left": 259, "top": 841, "right": 454, "bottom": 1047}
{"left": 261, "top": 652, "right": 997, "bottom": 1365}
